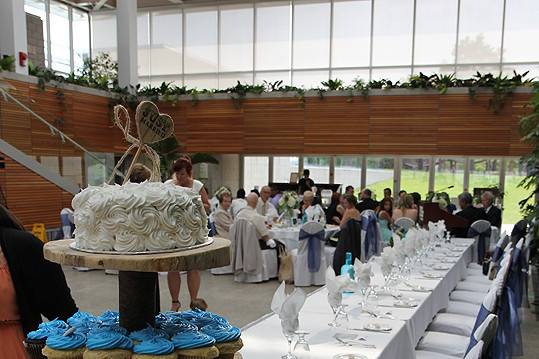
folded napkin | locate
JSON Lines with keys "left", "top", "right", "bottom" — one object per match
{"left": 325, "top": 267, "right": 350, "bottom": 308}
{"left": 403, "top": 229, "right": 419, "bottom": 257}
{"left": 353, "top": 259, "right": 372, "bottom": 288}
{"left": 271, "top": 281, "right": 306, "bottom": 335}
{"left": 380, "top": 247, "right": 395, "bottom": 275}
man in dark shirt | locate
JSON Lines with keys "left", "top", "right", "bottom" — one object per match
{"left": 452, "top": 192, "right": 488, "bottom": 237}
{"left": 356, "top": 188, "right": 378, "bottom": 213}
{"left": 298, "top": 169, "right": 315, "bottom": 195}
{"left": 481, "top": 191, "right": 502, "bottom": 228}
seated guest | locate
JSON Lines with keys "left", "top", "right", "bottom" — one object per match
{"left": 340, "top": 195, "right": 361, "bottom": 229}
{"left": 452, "top": 192, "right": 488, "bottom": 238}
{"left": 231, "top": 189, "right": 247, "bottom": 218}
{"left": 439, "top": 192, "right": 456, "bottom": 214}
{"left": 356, "top": 188, "right": 378, "bottom": 213}
{"left": 213, "top": 190, "right": 234, "bottom": 238}
{"left": 392, "top": 194, "right": 418, "bottom": 222}
{"left": 383, "top": 187, "right": 393, "bottom": 202}
{"left": 299, "top": 191, "right": 326, "bottom": 224}
{"left": 397, "top": 190, "right": 407, "bottom": 206}
{"left": 481, "top": 191, "right": 501, "bottom": 228}
{"left": 298, "top": 169, "right": 315, "bottom": 195}
{"left": 345, "top": 185, "right": 355, "bottom": 196}
{"left": 326, "top": 192, "right": 342, "bottom": 225}
{"left": 270, "top": 185, "right": 282, "bottom": 209}
{"left": 410, "top": 192, "right": 421, "bottom": 209}
{"left": 256, "top": 185, "right": 279, "bottom": 222}
{"left": 377, "top": 198, "right": 393, "bottom": 245}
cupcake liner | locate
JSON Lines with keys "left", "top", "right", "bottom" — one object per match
{"left": 131, "top": 354, "right": 178, "bottom": 359}
{"left": 23, "top": 339, "right": 47, "bottom": 359}
{"left": 175, "top": 345, "right": 219, "bottom": 359}
{"left": 82, "top": 349, "right": 133, "bottom": 359}
{"left": 42, "top": 346, "right": 85, "bottom": 359}
{"left": 215, "top": 339, "right": 243, "bottom": 359}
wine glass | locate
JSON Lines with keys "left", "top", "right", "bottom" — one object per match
{"left": 281, "top": 318, "right": 298, "bottom": 359}
{"left": 293, "top": 331, "right": 310, "bottom": 356}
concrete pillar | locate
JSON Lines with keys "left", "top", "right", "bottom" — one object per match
{"left": 0, "top": 0, "right": 28, "bottom": 75}
{"left": 116, "top": 0, "right": 138, "bottom": 89}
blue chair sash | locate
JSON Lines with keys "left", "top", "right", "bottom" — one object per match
{"left": 491, "top": 245, "right": 503, "bottom": 263}
{"left": 509, "top": 245, "right": 524, "bottom": 307}
{"left": 298, "top": 229, "right": 325, "bottom": 272}
{"left": 362, "top": 212, "right": 378, "bottom": 260}
{"left": 465, "top": 304, "right": 491, "bottom": 355}
{"left": 468, "top": 226, "right": 492, "bottom": 265}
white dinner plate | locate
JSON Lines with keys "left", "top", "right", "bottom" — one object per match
{"left": 333, "top": 354, "right": 368, "bottom": 359}
{"left": 422, "top": 271, "right": 443, "bottom": 279}
{"left": 363, "top": 322, "right": 392, "bottom": 332}
{"left": 393, "top": 299, "right": 418, "bottom": 308}
{"left": 432, "top": 264, "right": 451, "bottom": 270}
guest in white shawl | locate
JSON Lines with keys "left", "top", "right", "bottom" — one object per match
{"left": 231, "top": 188, "right": 247, "bottom": 218}
{"left": 299, "top": 190, "right": 326, "bottom": 224}
{"left": 256, "top": 185, "right": 279, "bottom": 222}
{"left": 213, "top": 190, "right": 234, "bottom": 238}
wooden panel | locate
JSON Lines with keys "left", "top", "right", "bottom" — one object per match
{"left": 509, "top": 93, "right": 533, "bottom": 157}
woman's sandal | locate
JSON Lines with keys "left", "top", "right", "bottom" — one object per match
{"left": 171, "top": 300, "right": 181, "bottom": 312}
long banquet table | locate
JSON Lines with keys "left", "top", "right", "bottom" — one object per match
{"left": 240, "top": 238, "right": 475, "bottom": 359}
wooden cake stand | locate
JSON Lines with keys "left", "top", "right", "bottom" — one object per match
{"left": 44, "top": 238, "right": 231, "bottom": 332}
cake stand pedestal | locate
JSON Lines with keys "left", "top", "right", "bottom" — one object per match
{"left": 43, "top": 238, "right": 231, "bottom": 332}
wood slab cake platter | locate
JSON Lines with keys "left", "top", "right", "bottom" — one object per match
{"left": 44, "top": 237, "right": 231, "bottom": 332}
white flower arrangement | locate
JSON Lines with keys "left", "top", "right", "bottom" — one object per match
{"left": 278, "top": 191, "right": 299, "bottom": 216}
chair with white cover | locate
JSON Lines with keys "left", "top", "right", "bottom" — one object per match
{"left": 230, "top": 219, "right": 278, "bottom": 283}
{"left": 360, "top": 210, "right": 382, "bottom": 262}
{"left": 521, "top": 232, "right": 533, "bottom": 308}
{"left": 394, "top": 216, "right": 415, "bottom": 232}
{"left": 292, "top": 221, "right": 328, "bottom": 286}
{"left": 467, "top": 220, "right": 492, "bottom": 265}
{"left": 415, "top": 340, "right": 484, "bottom": 359}
{"left": 489, "top": 226, "right": 500, "bottom": 252}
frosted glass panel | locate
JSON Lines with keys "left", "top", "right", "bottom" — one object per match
{"left": 137, "top": 13, "right": 150, "bottom": 77}
{"left": 292, "top": 70, "right": 329, "bottom": 88}
{"left": 457, "top": 0, "right": 503, "bottom": 64}
{"left": 372, "top": 0, "right": 414, "bottom": 66}
{"left": 503, "top": 0, "right": 539, "bottom": 62}
{"left": 92, "top": 13, "right": 117, "bottom": 60}
{"left": 332, "top": 0, "right": 371, "bottom": 67}
{"left": 414, "top": 0, "right": 458, "bottom": 65}
{"left": 331, "top": 69, "right": 370, "bottom": 85}
{"left": 244, "top": 157, "right": 269, "bottom": 192}
{"left": 151, "top": 10, "right": 182, "bottom": 76}
{"left": 185, "top": 9, "right": 218, "bottom": 73}
{"left": 184, "top": 74, "right": 218, "bottom": 89}
{"left": 371, "top": 68, "right": 411, "bottom": 83}
{"left": 293, "top": 1, "right": 331, "bottom": 69}
{"left": 255, "top": 71, "right": 291, "bottom": 86}
{"left": 62, "top": 156, "right": 83, "bottom": 187}
{"left": 219, "top": 73, "right": 253, "bottom": 89}
{"left": 49, "top": 2, "right": 70, "bottom": 72}
{"left": 72, "top": 9, "right": 90, "bottom": 72}
{"left": 220, "top": 5, "right": 254, "bottom": 72}
{"left": 273, "top": 156, "right": 299, "bottom": 183}
{"left": 256, "top": 2, "right": 291, "bottom": 70}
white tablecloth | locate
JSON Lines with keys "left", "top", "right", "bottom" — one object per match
{"left": 270, "top": 225, "right": 341, "bottom": 250}
{"left": 240, "top": 238, "right": 475, "bottom": 359}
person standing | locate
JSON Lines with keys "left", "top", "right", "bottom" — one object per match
{"left": 298, "top": 169, "right": 315, "bottom": 195}
{"left": 166, "top": 156, "right": 209, "bottom": 311}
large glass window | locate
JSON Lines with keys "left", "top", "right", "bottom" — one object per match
{"left": 504, "top": 159, "right": 527, "bottom": 225}
{"left": 400, "top": 158, "right": 431, "bottom": 198}
{"left": 184, "top": 74, "right": 218, "bottom": 89}
{"left": 244, "top": 156, "right": 269, "bottom": 192}
{"left": 435, "top": 158, "right": 465, "bottom": 199}
{"left": 137, "top": 12, "right": 150, "bottom": 77}
{"left": 273, "top": 156, "right": 299, "bottom": 183}
{"left": 255, "top": 2, "right": 291, "bottom": 71}
{"left": 254, "top": 71, "right": 291, "bottom": 86}
{"left": 184, "top": 8, "right": 218, "bottom": 73}
{"left": 371, "top": 0, "right": 414, "bottom": 66}
{"left": 503, "top": 0, "right": 539, "bottom": 63}
{"left": 91, "top": 12, "right": 117, "bottom": 60}
{"left": 332, "top": 0, "right": 371, "bottom": 68}
{"left": 414, "top": 0, "right": 458, "bottom": 65}
{"left": 49, "top": 2, "right": 70, "bottom": 73}
{"left": 293, "top": 0, "right": 330, "bottom": 69}
{"left": 220, "top": 5, "right": 253, "bottom": 72}
{"left": 292, "top": 70, "right": 329, "bottom": 88}
{"left": 371, "top": 67, "right": 411, "bottom": 83}
{"left": 219, "top": 72, "right": 253, "bottom": 89}
{"left": 469, "top": 158, "right": 501, "bottom": 191}
{"left": 72, "top": 9, "right": 90, "bottom": 72}
{"left": 366, "top": 157, "right": 394, "bottom": 200}
{"left": 62, "top": 157, "right": 83, "bottom": 187}
{"left": 304, "top": 156, "right": 330, "bottom": 184}
{"left": 151, "top": 10, "right": 182, "bottom": 77}
{"left": 25, "top": 0, "right": 48, "bottom": 67}
{"left": 457, "top": 0, "right": 504, "bottom": 64}
{"left": 334, "top": 156, "right": 361, "bottom": 191}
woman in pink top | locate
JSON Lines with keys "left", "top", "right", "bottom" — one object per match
{"left": 392, "top": 194, "right": 418, "bottom": 222}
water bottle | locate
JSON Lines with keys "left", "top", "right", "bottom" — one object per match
{"left": 340, "top": 252, "right": 355, "bottom": 280}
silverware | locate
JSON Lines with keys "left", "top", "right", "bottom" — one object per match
{"left": 335, "top": 337, "right": 376, "bottom": 348}
{"left": 349, "top": 328, "right": 391, "bottom": 334}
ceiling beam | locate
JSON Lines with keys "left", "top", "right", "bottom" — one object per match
{"left": 93, "top": 0, "right": 110, "bottom": 11}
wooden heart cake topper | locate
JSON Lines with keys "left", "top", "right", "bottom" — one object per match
{"left": 107, "top": 101, "right": 175, "bottom": 184}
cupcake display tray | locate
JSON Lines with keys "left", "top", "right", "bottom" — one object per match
{"left": 69, "top": 237, "right": 214, "bottom": 255}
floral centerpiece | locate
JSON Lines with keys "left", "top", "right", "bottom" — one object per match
{"left": 278, "top": 191, "right": 299, "bottom": 226}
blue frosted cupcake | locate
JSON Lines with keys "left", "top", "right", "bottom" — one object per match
{"left": 172, "top": 330, "right": 218, "bottom": 359}
{"left": 83, "top": 329, "right": 133, "bottom": 359}
{"left": 132, "top": 337, "right": 176, "bottom": 359}
{"left": 42, "top": 333, "right": 87, "bottom": 359}
{"left": 25, "top": 320, "right": 69, "bottom": 359}
{"left": 129, "top": 325, "right": 169, "bottom": 344}
{"left": 179, "top": 310, "right": 229, "bottom": 329}
{"left": 200, "top": 324, "right": 242, "bottom": 359}
{"left": 67, "top": 311, "right": 99, "bottom": 335}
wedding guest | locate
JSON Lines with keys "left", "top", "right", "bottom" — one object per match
{"left": 299, "top": 190, "right": 326, "bottom": 224}
{"left": 356, "top": 188, "right": 378, "bottom": 213}
{"left": 392, "top": 194, "right": 418, "bottom": 222}
{"left": 60, "top": 207, "right": 74, "bottom": 239}
{"left": 452, "top": 192, "right": 488, "bottom": 237}
{"left": 298, "top": 169, "right": 315, "bottom": 195}
{"left": 383, "top": 187, "right": 393, "bottom": 200}
{"left": 439, "top": 192, "right": 456, "bottom": 214}
{"left": 270, "top": 185, "right": 282, "bottom": 209}
{"left": 325, "top": 192, "right": 342, "bottom": 225}
{"left": 231, "top": 189, "right": 247, "bottom": 218}
{"left": 256, "top": 185, "right": 278, "bottom": 222}
{"left": 213, "top": 190, "right": 234, "bottom": 238}
{"left": 345, "top": 185, "right": 355, "bottom": 196}
{"left": 340, "top": 194, "right": 361, "bottom": 229}
{"left": 378, "top": 197, "right": 393, "bottom": 245}
{"left": 250, "top": 188, "right": 260, "bottom": 197}
{"left": 410, "top": 192, "right": 421, "bottom": 209}
{"left": 397, "top": 190, "right": 407, "bottom": 206}
{"left": 167, "top": 156, "right": 209, "bottom": 312}
{"left": 0, "top": 205, "right": 77, "bottom": 357}
{"left": 481, "top": 191, "right": 502, "bottom": 228}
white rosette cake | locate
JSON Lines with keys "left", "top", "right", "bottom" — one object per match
{"left": 72, "top": 182, "right": 208, "bottom": 252}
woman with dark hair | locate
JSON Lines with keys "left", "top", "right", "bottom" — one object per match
{"left": 0, "top": 205, "right": 77, "bottom": 357}
{"left": 340, "top": 195, "right": 360, "bottom": 229}
{"left": 166, "top": 155, "right": 209, "bottom": 312}
{"left": 325, "top": 192, "right": 342, "bottom": 225}
{"left": 378, "top": 197, "right": 393, "bottom": 245}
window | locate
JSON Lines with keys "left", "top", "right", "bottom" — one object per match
{"left": 62, "top": 157, "right": 83, "bottom": 187}
{"left": 218, "top": 72, "right": 253, "bottom": 89}
{"left": 293, "top": 0, "right": 330, "bottom": 69}
{"left": 503, "top": 159, "right": 527, "bottom": 225}
{"left": 151, "top": 10, "right": 182, "bottom": 76}
{"left": 332, "top": 0, "right": 371, "bottom": 68}
{"left": 292, "top": 70, "right": 329, "bottom": 88}
{"left": 91, "top": 12, "right": 117, "bottom": 60}
{"left": 255, "top": 2, "right": 291, "bottom": 70}
{"left": 183, "top": 74, "right": 218, "bottom": 89}
{"left": 273, "top": 156, "right": 299, "bottom": 183}
{"left": 72, "top": 9, "right": 90, "bottom": 72}
{"left": 503, "top": 0, "right": 539, "bottom": 63}
{"left": 49, "top": 2, "right": 70, "bottom": 73}
{"left": 40, "top": 156, "right": 60, "bottom": 175}
{"left": 414, "top": 0, "right": 458, "bottom": 65}
{"left": 334, "top": 156, "right": 361, "bottom": 191}
{"left": 244, "top": 156, "right": 269, "bottom": 192}
{"left": 400, "top": 158, "right": 431, "bottom": 198}
{"left": 413, "top": 66, "right": 456, "bottom": 76}
{"left": 184, "top": 8, "right": 218, "bottom": 73}
{"left": 220, "top": 5, "right": 253, "bottom": 72}
{"left": 137, "top": 12, "right": 150, "bottom": 77}
{"left": 366, "top": 157, "right": 394, "bottom": 200}
{"left": 371, "top": 67, "right": 411, "bottom": 83}
{"left": 254, "top": 71, "right": 291, "bottom": 86}
{"left": 469, "top": 158, "right": 501, "bottom": 192}
{"left": 304, "top": 156, "right": 330, "bottom": 184}
{"left": 86, "top": 153, "right": 115, "bottom": 186}
{"left": 435, "top": 158, "right": 465, "bottom": 199}
{"left": 457, "top": 0, "right": 503, "bottom": 64}
{"left": 330, "top": 69, "right": 370, "bottom": 86}
{"left": 371, "top": 0, "right": 414, "bottom": 66}
{"left": 25, "top": 0, "right": 48, "bottom": 67}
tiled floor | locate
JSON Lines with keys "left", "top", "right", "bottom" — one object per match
{"left": 63, "top": 266, "right": 539, "bottom": 357}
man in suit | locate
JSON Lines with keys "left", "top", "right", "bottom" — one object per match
{"left": 481, "top": 191, "right": 502, "bottom": 228}
{"left": 452, "top": 192, "right": 488, "bottom": 237}
{"left": 356, "top": 188, "right": 378, "bottom": 213}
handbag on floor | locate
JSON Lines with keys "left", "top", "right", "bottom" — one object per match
{"left": 278, "top": 246, "right": 293, "bottom": 283}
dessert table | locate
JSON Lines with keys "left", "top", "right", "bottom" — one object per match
{"left": 270, "top": 224, "right": 341, "bottom": 250}
{"left": 239, "top": 238, "right": 474, "bottom": 359}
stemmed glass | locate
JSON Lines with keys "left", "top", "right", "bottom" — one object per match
{"left": 294, "top": 331, "right": 310, "bottom": 356}
{"left": 281, "top": 318, "right": 298, "bottom": 359}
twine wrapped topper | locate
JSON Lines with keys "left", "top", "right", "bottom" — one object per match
{"left": 108, "top": 101, "right": 175, "bottom": 184}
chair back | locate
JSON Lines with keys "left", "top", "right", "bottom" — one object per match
{"left": 333, "top": 219, "right": 362, "bottom": 274}
{"left": 230, "top": 219, "right": 262, "bottom": 274}
{"left": 299, "top": 221, "right": 325, "bottom": 272}
{"left": 466, "top": 314, "right": 497, "bottom": 357}
{"left": 361, "top": 210, "right": 381, "bottom": 261}
{"left": 464, "top": 341, "right": 484, "bottom": 359}
{"left": 394, "top": 217, "right": 415, "bottom": 231}
{"left": 468, "top": 219, "right": 492, "bottom": 264}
